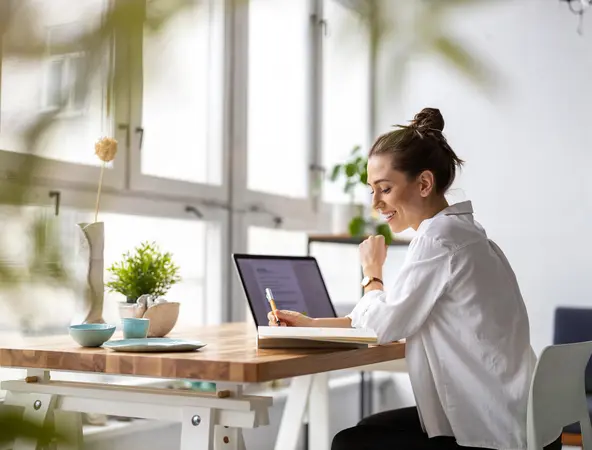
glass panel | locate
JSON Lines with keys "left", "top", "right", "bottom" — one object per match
{"left": 310, "top": 241, "right": 408, "bottom": 317}
{"left": 0, "top": 0, "right": 111, "bottom": 166}
{"left": 99, "top": 212, "right": 211, "bottom": 329}
{"left": 246, "top": 226, "right": 307, "bottom": 323}
{"left": 0, "top": 205, "right": 213, "bottom": 333}
{"left": 141, "top": 0, "right": 223, "bottom": 185}
{"left": 247, "top": 226, "right": 308, "bottom": 256}
{"left": 322, "top": 0, "right": 370, "bottom": 203}
{"left": 247, "top": 0, "right": 309, "bottom": 198}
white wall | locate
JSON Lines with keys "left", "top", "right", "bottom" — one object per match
{"left": 376, "top": 0, "right": 592, "bottom": 354}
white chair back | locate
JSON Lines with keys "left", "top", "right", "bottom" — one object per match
{"left": 528, "top": 341, "right": 592, "bottom": 450}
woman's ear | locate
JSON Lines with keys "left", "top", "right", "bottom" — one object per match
{"left": 417, "top": 170, "right": 435, "bottom": 198}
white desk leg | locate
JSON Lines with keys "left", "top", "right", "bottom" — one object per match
{"left": 213, "top": 383, "right": 247, "bottom": 450}
{"left": 214, "top": 426, "right": 246, "bottom": 450}
{"left": 275, "top": 375, "right": 313, "bottom": 450}
{"left": 308, "top": 372, "right": 330, "bottom": 450}
{"left": 181, "top": 407, "right": 214, "bottom": 450}
{"left": 54, "top": 410, "right": 83, "bottom": 450}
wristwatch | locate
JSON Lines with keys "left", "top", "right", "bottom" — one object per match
{"left": 361, "top": 275, "right": 383, "bottom": 288}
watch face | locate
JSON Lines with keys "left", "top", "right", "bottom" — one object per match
{"left": 361, "top": 276, "right": 370, "bottom": 286}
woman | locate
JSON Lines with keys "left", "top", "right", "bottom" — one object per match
{"left": 268, "top": 108, "right": 562, "bottom": 450}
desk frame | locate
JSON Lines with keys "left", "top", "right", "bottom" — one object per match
{"left": 2, "top": 369, "right": 271, "bottom": 450}
{"left": 0, "top": 323, "right": 405, "bottom": 450}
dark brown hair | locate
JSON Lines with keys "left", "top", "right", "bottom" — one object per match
{"left": 369, "top": 108, "right": 464, "bottom": 194}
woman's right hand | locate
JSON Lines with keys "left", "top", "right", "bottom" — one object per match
{"left": 267, "top": 310, "right": 315, "bottom": 327}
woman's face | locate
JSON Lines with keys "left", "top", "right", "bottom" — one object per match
{"left": 367, "top": 154, "right": 431, "bottom": 233}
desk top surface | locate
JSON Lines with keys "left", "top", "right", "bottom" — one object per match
{"left": 0, "top": 323, "right": 405, "bottom": 383}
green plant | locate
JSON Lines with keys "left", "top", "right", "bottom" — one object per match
{"left": 329, "top": 146, "right": 393, "bottom": 244}
{"left": 106, "top": 241, "right": 181, "bottom": 303}
{"left": 329, "top": 145, "right": 368, "bottom": 201}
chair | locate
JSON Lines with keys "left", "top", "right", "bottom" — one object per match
{"left": 527, "top": 341, "right": 592, "bottom": 450}
{"left": 553, "top": 307, "right": 592, "bottom": 446}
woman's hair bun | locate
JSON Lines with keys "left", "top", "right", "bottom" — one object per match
{"left": 410, "top": 107, "right": 445, "bottom": 132}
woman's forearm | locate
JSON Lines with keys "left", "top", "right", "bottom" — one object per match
{"left": 312, "top": 317, "right": 352, "bottom": 328}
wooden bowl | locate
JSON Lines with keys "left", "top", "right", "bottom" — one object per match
{"left": 142, "top": 302, "right": 180, "bottom": 337}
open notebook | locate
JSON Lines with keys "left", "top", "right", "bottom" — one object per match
{"left": 257, "top": 326, "right": 378, "bottom": 349}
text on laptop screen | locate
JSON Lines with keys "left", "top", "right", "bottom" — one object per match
{"left": 234, "top": 257, "right": 337, "bottom": 326}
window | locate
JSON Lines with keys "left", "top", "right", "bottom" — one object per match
{"left": 310, "top": 241, "right": 408, "bottom": 317}
{"left": 247, "top": 226, "right": 308, "bottom": 256}
{"left": 0, "top": 204, "right": 80, "bottom": 333}
{"left": 43, "top": 53, "right": 87, "bottom": 115}
{"left": 245, "top": 226, "right": 308, "bottom": 322}
{"left": 310, "top": 242, "right": 361, "bottom": 311}
{"left": 0, "top": 0, "right": 111, "bottom": 166}
{"left": 140, "top": 0, "right": 224, "bottom": 185}
{"left": 0, "top": 203, "right": 220, "bottom": 331}
{"left": 99, "top": 212, "right": 218, "bottom": 328}
{"left": 0, "top": 0, "right": 376, "bottom": 330}
{"left": 247, "top": 0, "right": 310, "bottom": 198}
{"left": 322, "top": 0, "right": 371, "bottom": 203}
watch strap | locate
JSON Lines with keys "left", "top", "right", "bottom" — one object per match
{"left": 363, "top": 276, "right": 383, "bottom": 287}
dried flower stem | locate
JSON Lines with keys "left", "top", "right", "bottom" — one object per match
{"left": 94, "top": 162, "right": 105, "bottom": 223}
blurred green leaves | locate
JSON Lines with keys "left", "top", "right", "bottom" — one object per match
{"left": 329, "top": 145, "right": 368, "bottom": 198}
{"left": 0, "top": 407, "right": 63, "bottom": 447}
{"left": 0, "top": 0, "right": 197, "bottom": 283}
{"left": 355, "top": 0, "right": 495, "bottom": 92}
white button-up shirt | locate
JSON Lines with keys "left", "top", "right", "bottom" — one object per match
{"left": 348, "top": 201, "right": 540, "bottom": 450}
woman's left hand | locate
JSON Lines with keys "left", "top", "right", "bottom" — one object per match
{"left": 359, "top": 235, "right": 387, "bottom": 276}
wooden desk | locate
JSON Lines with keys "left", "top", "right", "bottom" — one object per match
{"left": 0, "top": 323, "right": 405, "bottom": 450}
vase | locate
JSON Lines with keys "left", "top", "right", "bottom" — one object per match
{"left": 78, "top": 222, "right": 105, "bottom": 324}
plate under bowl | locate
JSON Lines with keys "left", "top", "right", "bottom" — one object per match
{"left": 103, "top": 338, "right": 206, "bottom": 353}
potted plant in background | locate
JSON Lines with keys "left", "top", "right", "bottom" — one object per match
{"left": 329, "top": 145, "right": 393, "bottom": 244}
{"left": 106, "top": 241, "right": 182, "bottom": 337}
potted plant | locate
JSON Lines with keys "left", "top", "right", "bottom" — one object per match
{"left": 106, "top": 241, "right": 181, "bottom": 317}
{"left": 329, "top": 145, "right": 393, "bottom": 244}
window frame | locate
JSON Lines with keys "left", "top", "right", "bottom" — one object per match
{"left": 0, "top": 179, "right": 229, "bottom": 327}
{"left": 0, "top": 0, "right": 126, "bottom": 191}
{"left": 226, "top": 0, "right": 374, "bottom": 321}
{"left": 126, "top": 0, "right": 229, "bottom": 204}
{"left": 232, "top": 0, "right": 324, "bottom": 223}
{"left": 0, "top": 0, "right": 375, "bottom": 325}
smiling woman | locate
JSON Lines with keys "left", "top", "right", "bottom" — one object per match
{"left": 366, "top": 107, "right": 464, "bottom": 233}
{"left": 273, "top": 108, "right": 562, "bottom": 450}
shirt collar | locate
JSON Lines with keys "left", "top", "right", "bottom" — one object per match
{"left": 440, "top": 200, "right": 474, "bottom": 217}
{"left": 416, "top": 201, "right": 474, "bottom": 235}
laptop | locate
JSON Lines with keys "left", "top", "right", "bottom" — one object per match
{"left": 232, "top": 254, "right": 338, "bottom": 327}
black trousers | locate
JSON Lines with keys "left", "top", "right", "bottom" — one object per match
{"left": 331, "top": 407, "right": 563, "bottom": 450}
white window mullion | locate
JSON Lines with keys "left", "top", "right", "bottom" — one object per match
{"left": 228, "top": 0, "right": 250, "bottom": 322}
{"left": 309, "top": 0, "right": 325, "bottom": 210}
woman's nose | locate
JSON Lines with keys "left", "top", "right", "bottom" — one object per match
{"left": 372, "top": 193, "right": 383, "bottom": 210}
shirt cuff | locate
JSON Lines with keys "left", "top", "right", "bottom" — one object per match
{"left": 347, "top": 289, "right": 384, "bottom": 329}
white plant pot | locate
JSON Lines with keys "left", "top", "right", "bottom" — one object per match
{"left": 118, "top": 302, "right": 137, "bottom": 319}
{"left": 78, "top": 222, "right": 105, "bottom": 324}
{"left": 331, "top": 203, "right": 362, "bottom": 235}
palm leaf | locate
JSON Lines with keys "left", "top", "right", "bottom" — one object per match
{"left": 431, "top": 34, "right": 494, "bottom": 89}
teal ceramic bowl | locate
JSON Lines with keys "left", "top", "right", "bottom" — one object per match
{"left": 69, "top": 324, "right": 116, "bottom": 347}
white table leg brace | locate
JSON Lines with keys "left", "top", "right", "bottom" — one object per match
{"left": 1, "top": 371, "right": 271, "bottom": 450}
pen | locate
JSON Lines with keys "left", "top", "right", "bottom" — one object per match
{"left": 265, "top": 288, "right": 281, "bottom": 326}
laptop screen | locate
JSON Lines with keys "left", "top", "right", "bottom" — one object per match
{"left": 233, "top": 254, "right": 338, "bottom": 326}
